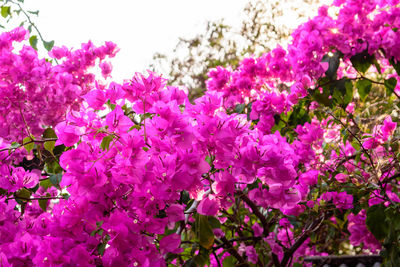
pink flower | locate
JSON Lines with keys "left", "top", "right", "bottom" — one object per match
{"left": 335, "top": 173, "right": 348, "bottom": 183}
{"left": 299, "top": 170, "right": 319, "bottom": 186}
{"left": 167, "top": 204, "right": 185, "bottom": 223}
{"left": 100, "top": 61, "right": 113, "bottom": 78}
{"left": 381, "top": 116, "right": 396, "bottom": 140}
{"left": 55, "top": 122, "right": 81, "bottom": 147}
{"left": 197, "top": 196, "right": 220, "bottom": 216}
{"left": 159, "top": 234, "right": 183, "bottom": 254}
{"left": 83, "top": 89, "right": 107, "bottom": 110}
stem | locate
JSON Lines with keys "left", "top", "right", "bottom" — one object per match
{"left": 236, "top": 190, "right": 274, "bottom": 236}
{"left": 212, "top": 250, "right": 222, "bottom": 267}
{"left": 220, "top": 236, "right": 249, "bottom": 266}
{"left": 6, "top": 196, "right": 63, "bottom": 201}
{"left": 9, "top": 0, "right": 58, "bottom": 63}
{"left": 328, "top": 111, "right": 378, "bottom": 178}
{"left": 0, "top": 138, "right": 58, "bottom": 153}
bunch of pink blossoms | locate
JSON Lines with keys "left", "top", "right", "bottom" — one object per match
{"left": 1, "top": 0, "right": 400, "bottom": 265}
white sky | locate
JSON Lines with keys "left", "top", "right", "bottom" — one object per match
{"left": 23, "top": 0, "right": 249, "bottom": 82}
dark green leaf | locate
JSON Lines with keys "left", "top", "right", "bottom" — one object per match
{"left": 372, "top": 57, "right": 382, "bottom": 74}
{"left": 38, "top": 193, "right": 50, "bottom": 211}
{"left": 193, "top": 248, "right": 210, "bottom": 267}
{"left": 27, "top": 10, "right": 39, "bottom": 16}
{"left": 39, "top": 179, "right": 52, "bottom": 190}
{"left": 234, "top": 104, "right": 245, "bottom": 114}
{"left": 356, "top": 79, "right": 372, "bottom": 101}
{"left": 43, "top": 40, "right": 55, "bottom": 51}
{"left": 183, "top": 258, "right": 197, "bottom": 267}
{"left": 44, "top": 160, "right": 63, "bottom": 174}
{"left": 321, "top": 52, "right": 341, "bottom": 80}
{"left": 343, "top": 80, "right": 354, "bottom": 105}
{"left": 196, "top": 214, "right": 214, "bottom": 249}
{"left": 29, "top": 35, "right": 38, "bottom": 50}
{"left": 389, "top": 58, "right": 400, "bottom": 76}
{"left": 350, "top": 50, "right": 374, "bottom": 74}
{"left": 222, "top": 255, "right": 236, "bottom": 267}
{"left": 49, "top": 173, "right": 62, "bottom": 186}
{"left": 98, "top": 242, "right": 107, "bottom": 256}
{"left": 311, "top": 82, "right": 333, "bottom": 108}
{"left": 61, "top": 193, "right": 70, "bottom": 200}
{"left": 43, "top": 128, "right": 57, "bottom": 154}
{"left": 180, "top": 190, "right": 190, "bottom": 204}
{"left": 208, "top": 216, "right": 221, "bottom": 229}
{"left": 366, "top": 204, "right": 388, "bottom": 240}
{"left": 15, "top": 188, "right": 31, "bottom": 202}
{"left": 385, "top": 77, "right": 397, "bottom": 95}
{"left": 43, "top": 128, "right": 57, "bottom": 139}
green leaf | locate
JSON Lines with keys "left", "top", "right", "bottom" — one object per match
{"left": 97, "top": 240, "right": 108, "bottom": 256}
{"left": 366, "top": 204, "right": 388, "bottom": 240}
{"left": 15, "top": 188, "right": 31, "bottom": 202}
{"left": 385, "top": 77, "right": 397, "bottom": 95}
{"left": 43, "top": 128, "right": 57, "bottom": 154}
{"left": 27, "top": 10, "right": 39, "bottom": 16}
{"left": 43, "top": 40, "right": 55, "bottom": 51}
{"left": 61, "top": 193, "right": 70, "bottom": 200}
{"left": 350, "top": 50, "right": 374, "bottom": 74}
{"left": 205, "top": 155, "right": 213, "bottom": 166}
{"left": 222, "top": 256, "right": 236, "bottom": 267}
{"left": 372, "top": 57, "right": 382, "bottom": 74}
{"left": 207, "top": 216, "right": 221, "bottom": 229}
{"left": 43, "top": 128, "right": 57, "bottom": 139}
{"left": 29, "top": 35, "right": 38, "bottom": 50}
{"left": 180, "top": 190, "right": 190, "bottom": 204}
{"left": 389, "top": 57, "right": 400, "bottom": 76}
{"left": 183, "top": 259, "right": 197, "bottom": 267}
{"left": 196, "top": 214, "right": 215, "bottom": 250}
{"left": 321, "top": 52, "right": 341, "bottom": 80}
{"left": 1, "top": 6, "right": 10, "bottom": 18}
{"left": 234, "top": 104, "right": 245, "bottom": 114}
{"left": 23, "top": 136, "right": 34, "bottom": 153}
{"left": 49, "top": 173, "right": 62, "bottom": 186}
{"left": 10, "top": 142, "right": 19, "bottom": 149}
{"left": 100, "top": 135, "right": 114, "bottom": 151}
{"left": 39, "top": 179, "right": 52, "bottom": 190}
{"left": 385, "top": 207, "right": 400, "bottom": 231}
{"left": 129, "top": 125, "right": 141, "bottom": 131}
{"left": 44, "top": 160, "right": 63, "bottom": 174}
{"left": 193, "top": 248, "right": 210, "bottom": 267}
{"left": 311, "top": 81, "right": 333, "bottom": 108}
{"left": 356, "top": 79, "right": 372, "bottom": 101}
{"left": 343, "top": 80, "right": 354, "bottom": 105}
{"left": 44, "top": 141, "right": 55, "bottom": 154}
{"left": 38, "top": 193, "right": 50, "bottom": 211}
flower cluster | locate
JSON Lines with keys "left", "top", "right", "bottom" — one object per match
{"left": 1, "top": 0, "right": 400, "bottom": 265}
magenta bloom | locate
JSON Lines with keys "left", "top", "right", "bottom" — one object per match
{"left": 197, "top": 196, "right": 220, "bottom": 216}
{"left": 55, "top": 122, "right": 81, "bottom": 147}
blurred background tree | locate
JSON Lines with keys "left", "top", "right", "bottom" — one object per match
{"left": 150, "top": 0, "right": 322, "bottom": 100}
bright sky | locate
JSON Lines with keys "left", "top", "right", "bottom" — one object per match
{"left": 23, "top": 0, "right": 250, "bottom": 82}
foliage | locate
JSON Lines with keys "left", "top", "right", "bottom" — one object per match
{"left": 0, "top": 0, "right": 55, "bottom": 51}
{"left": 151, "top": 0, "right": 320, "bottom": 100}
{"left": 1, "top": 0, "right": 400, "bottom": 266}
